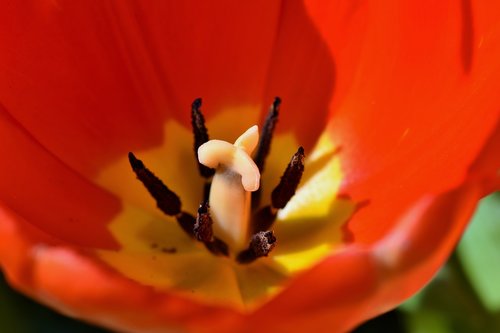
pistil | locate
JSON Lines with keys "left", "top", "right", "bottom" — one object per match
{"left": 198, "top": 126, "right": 261, "bottom": 251}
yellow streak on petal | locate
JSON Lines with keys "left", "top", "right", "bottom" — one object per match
{"left": 270, "top": 133, "right": 357, "bottom": 274}
{"left": 279, "top": 156, "right": 341, "bottom": 219}
{"left": 233, "top": 261, "right": 287, "bottom": 308}
{"left": 96, "top": 205, "right": 198, "bottom": 253}
{"left": 273, "top": 243, "right": 332, "bottom": 272}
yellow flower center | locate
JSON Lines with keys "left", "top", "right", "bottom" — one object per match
{"left": 93, "top": 104, "right": 356, "bottom": 311}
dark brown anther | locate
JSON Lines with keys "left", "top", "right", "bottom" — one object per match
{"left": 271, "top": 146, "right": 305, "bottom": 209}
{"left": 129, "top": 152, "right": 196, "bottom": 238}
{"left": 253, "top": 97, "right": 281, "bottom": 173}
{"left": 194, "top": 202, "right": 229, "bottom": 256}
{"left": 251, "top": 206, "right": 277, "bottom": 234}
{"left": 252, "top": 97, "right": 281, "bottom": 208}
{"left": 237, "top": 231, "right": 277, "bottom": 264}
{"left": 128, "top": 152, "right": 181, "bottom": 216}
{"left": 203, "top": 182, "right": 211, "bottom": 202}
{"left": 175, "top": 212, "right": 196, "bottom": 237}
{"left": 251, "top": 147, "right": 305, "bottom": 233}
{"left": 194, "top": 201, "right": 213, "bottom": 242}
{"left": 251, "top": 230, "right": 277, "bottom": 257}
{"left": 205, "top": 237, "right": 229, "bottom": 257}
{"left": 191, "top": 98, "right": 215, "bottom": 178}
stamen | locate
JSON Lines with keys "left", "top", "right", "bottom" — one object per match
{"left": 205, "top": 238, "right": 229, "bottom": 257}
{"left": 271, "top": 146, "right": 305, "bottom": 209}
{"left": 236, "top": 231, "right": 277, "bottom": 264}
{"left": 251, "top": 206, "right": 277, "bottom": 234}
{"left": 175, "top": 212, "right": 196, "bottom": 237}
{"left": 252, "top": 97, "right": 280, "bottom": 207}
{"left": 191, "top": 98, "right": 215, "bottom": 178}
{"left": 203, "top": 182, "right": 211, "bottom": 202}
{"left": 253, "top": 97, "right": 281, "bottom": 173}
{"left": 194, "top": 202, "right": 229, "bottom": 256}
{"left": 129, "top": 152, "right": 195, "bottom": 237}
{"left": 128, "top": 152, "right": 181, "bottom": 215}
{"left": 194, "top": 201, "right": 213, "bottom": 242}
{"left": 252, "top": 147, "right": 305, "bottom": 232}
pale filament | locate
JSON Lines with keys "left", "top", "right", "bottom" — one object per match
{"left": 198, "top": 126, "right": 260, "bottom": 251}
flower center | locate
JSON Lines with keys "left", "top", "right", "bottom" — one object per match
{"left": 93, "top": 99, "right": 356, "bottom": 309}
{"left": 127, "top": 98, "right": 305, "bottom": 263}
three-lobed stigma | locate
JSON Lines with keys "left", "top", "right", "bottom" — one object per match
{"left": 129, "top": 98, "right": 304, "bottom": 264}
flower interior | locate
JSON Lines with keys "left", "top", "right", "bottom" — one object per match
{"left": 94, "top": 98, "right": 357, "bottom": 311}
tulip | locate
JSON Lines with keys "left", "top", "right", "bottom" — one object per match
{"left": 0, "top": 1, "right": 499, "bottom": 332}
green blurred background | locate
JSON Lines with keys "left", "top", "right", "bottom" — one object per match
{"left": 1, "top": 192, "right": 499, "bottom": 332}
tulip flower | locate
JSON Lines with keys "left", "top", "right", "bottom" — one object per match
{"left": 1, "top": 1, "right": 500, "bottom": 332}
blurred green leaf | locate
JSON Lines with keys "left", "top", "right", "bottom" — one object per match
{"left": 405, "top": 308, "right": 450, "bottom": 333}
{"left": 402, "top": 258, "right": 493, "bottom": 333}
{"left": 457, "top": 192, "right": 500, "bottom": 311}
{"left": 401, "top": 192, "right": 500, "bottom": 333}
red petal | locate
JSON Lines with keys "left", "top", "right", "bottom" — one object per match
{"left": 467, "top": 117, "right": 500, "bottom": 193}
{"left": 305, "top": 0, "right": 500, "bottom": 243}
{"left": 0, "top": 1, "right": 336, "bottom": 179}
{"left": 0, "top": 1, "right": 499, "bottom": 332}
{"left": 0, "top": 106, "right": 119, "bottom": 248}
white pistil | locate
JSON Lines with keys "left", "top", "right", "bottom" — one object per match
{"left": 198, "top": 126, "right": 260, "bottom": 250}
